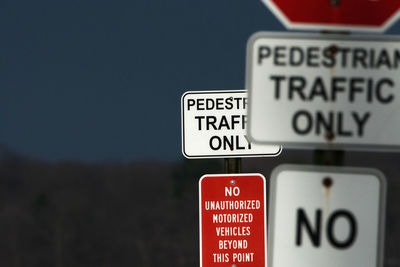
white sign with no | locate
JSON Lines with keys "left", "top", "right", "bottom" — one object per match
{"left": 181, "top": 90, "right": 281, "bottom": 158}
{"left": 269, "top": 164, "right": 386, "bottom": 267}
{"left": 246, "top": 32, "right": 400, "bottom": 150}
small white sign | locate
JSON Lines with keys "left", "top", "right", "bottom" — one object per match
{"left": 181, "top": 90, "right": 281, "bottom": 158}
{"left": 246, "top": 32, "right": 400, "bottom": 151}
{"left": 269, "top": 164, "right": 386, "bottom": 267}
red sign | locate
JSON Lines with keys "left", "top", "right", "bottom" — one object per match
{"left": 261, "top": 0, "right": 400, "bottom": 32}
{"left": 199, "top": 174, "right": 267, "bottom": 267}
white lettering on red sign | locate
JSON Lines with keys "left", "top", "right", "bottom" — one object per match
{"left": 199, "top": 174, "right": 267, "bottom": 267}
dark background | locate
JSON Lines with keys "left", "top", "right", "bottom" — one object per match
{"left": 1, "top": 0, "right": 400, "bottom": 266}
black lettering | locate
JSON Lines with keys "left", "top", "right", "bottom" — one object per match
{"left": 225, "top": 97, "right": 233, "bottom": 110}
{"left": 289, "top": 76, "right": 306, "bottom": 100}
{"left": 289, "top": 46, "right": 304, "bottom": 66}
{"left": 219, "top": 116, "right": 230, "bottom": 130}
{"left": 209, "top": 136, "right": 221, "bottom": 150}
{"left": 352, "top": 48, "right": 367, "bottom": 69}
{"left": 322, "top": 46, "right": 336, "bottom": 68}
{"left": 234, "top": 97, "right": 243, "bottom": 109}
{"left": 258, "top": 46, "right": 271, "bottom": 64}
{"left": 394, "top": 49, "right": 400, "bottom": 69}
{"left": 187, "top": 99, "right": 196, "bottom": 110}
{"left": 349, "top": 77, "right": 364, "bottom": 102}
{"left": 236, "top": 135, "right": 246, "bottom": 150}
{"left": 244, "top": 135, "right": 252, "bottom": 149}
{"left": 197, "top": 98, "right": 205, "bottom": 110}
{"left": 331, "top": 77, "right": 346, "bottom": 101}
{"left": 337, "top": 112, "right": 352, "bottom": 137}
{"left": 339, "top": 48, "right": 350, "bottom": 68}
{"left": 243, "top": 97, "right": 248, "bottom": 109}
{"left": 367, "top": 79, "right": 374, "bottom": 103}
{"left": 231, "top": 115, "right": 241, "bottom": 130}
{"left": 296, "top": 208, "right": 322, "bottom": 247}
{"left": 215, "top": 98, "right": 224, "bottom": 110}
{"left": 270, "top": 75, "right": 286, "bottom": 100}
{"left": 292, "top": 110, "right": 312, "bottom": 135}
{"left": 206, "top": 116, "right": 218, "bottom": 130}
{"left": 309, "top": 77, "right": 328, "bottom": 101}
{"left": 223, "top": 136, "right": 234, "bottom": 151}
{"left": 326, "top": 210, "right": 357, "bottom": 249}
{"left": 195, "top": 116, "right": 205, "bottom": 130}
{"left": 307, "top": 47, "right": 320, "bottom": 67}
{"left": 205, "top": 98, "right": 215, "bottom": 110}
{"left": 376, "top": 49, "right": 391, "bottom": 69}
{"left": 376, "top": 78, "right": 394, "bottom": 104}
{"left": 274, "top": 46, "right": 287, "bottom": 66}
{"left": 242, "top": 115, "right": 247, "bottom": 130}
{"left": 352, "top": 112, "right": 370, "bottom": 137}
{"left": 369, "top": 49, "right": 375, "bottom": 69}
{"left": 315, "top": 111, "right": 333, "bottom": 136}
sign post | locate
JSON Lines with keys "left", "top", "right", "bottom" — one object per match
{"left": 199, "top": 173, "right": 267, "bottom": 267}
{"left": 268, "top": 164, "right": 386, "bottom": 267}
{"left": 246, "top": 32, "right": 400, "bottom": 151}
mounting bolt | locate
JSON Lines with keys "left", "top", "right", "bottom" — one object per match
{"left": 325, "top": 131, "right": 335, "bottom": 142}
{"left": 322, "top": 177, "right": 333, "bottom": 188}
{"left": 328, "top": 44, "right": 339, "bottom": 57}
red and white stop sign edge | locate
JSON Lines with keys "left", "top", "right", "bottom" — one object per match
{"left": 261, "top": 0, "right": 400, "bottom": 32}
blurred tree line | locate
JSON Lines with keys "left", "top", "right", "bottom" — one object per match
{"left": 0, "top": 147, "right": 399, "bottom": 266}
{"left": 0, "top": 146, "right": 224, "bottom": 267}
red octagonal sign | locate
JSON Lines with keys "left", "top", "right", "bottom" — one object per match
{"left": 261, "top": 0, "right": 400, "bottom": 32}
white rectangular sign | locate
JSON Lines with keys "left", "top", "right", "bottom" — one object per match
{"left": 181, "top": 90, "right": 281, "bottom": 158}
{"left": 246, "top": 32, "right": 400, "bottom": 150}
{"left": 269, "top": 164, "right": 386, "bottom": 267}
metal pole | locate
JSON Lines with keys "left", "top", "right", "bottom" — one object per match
{"left": 313, "top": 149, "right": 344, "bottom": 166}
{"left": 224, "top": 158, "right": 242, "bottom": 174}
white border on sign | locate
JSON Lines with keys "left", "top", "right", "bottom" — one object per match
{"left": 268, "top": 164, "right": 387, "bottom": 267}
{"left": 199, "top": 173, "right": 268, "bottom": 267}
{"left": 261, "top": 0, "right": 400, "bottom": 32}
{"left": 181, "top": 90, "right": 282, "bottom": 159}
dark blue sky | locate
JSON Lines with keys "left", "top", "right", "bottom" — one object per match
{"left": 1, "top": 0, "right": 400, "bottom": 162}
